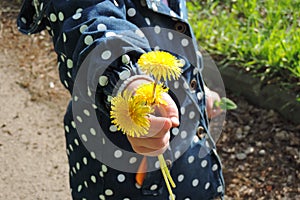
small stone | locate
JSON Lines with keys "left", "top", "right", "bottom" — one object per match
{"left": 236, "top": 153, "right": 247, "bottom": 160}
{"left": 245, "top": 147, "right": 255, "bottom": 155}
{"left": 243, "top": 125, "right": 251, "bottom": 132}
{"left": 259, "top": 149, "right": 266, "bottom": 156}
{"left": 275, "top": 130, "right": 288, "bottom": 141}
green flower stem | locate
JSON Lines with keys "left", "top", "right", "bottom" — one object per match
{"left": 158, "top": 154, "right": 176, "bottom": 200}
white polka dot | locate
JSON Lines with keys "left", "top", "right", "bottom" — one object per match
{"left": 99, "top": 76, "right": 108, "bottom": 86}
{"left": 197, "top": 92, "right": 203, "bottom": 100}
{"left": 174, "top": 150, "right": 181, "bottom": 159}
{"left": 91, "top": 175, "right": 97, "bottom": 183}
{"left": 76, "top": 116, "right": 83, "bottom": 123}
{"left": 217, "top": 185, "right": 223, "bottom": 193}
{"left": 205, "top": 182, "right": 210, "bottom": 190}
{"left": 99, "top": 195, "right": 105, "bottom": 200}
{"left": 107, "top": 95, "right": 112, "bottom": 102}
{"left": 69, "top": 144, "right": 73, "bottom": 151}
{"left": 177, "top": 174, "right": 184, "bottom": 182}
{"left": 201, "top": 160, "right": 208, "bottom": 168}
{"left": 145, "top": 17, "right": 151, "bottom": 25}
{"left": 117, "top": 174, "right": 125, "bottom": 182}
{"left": 150, "top": 184, "right": 158, "bottom": 190}
{"left": 84, "top": 181, "right": 88, "bottom": 188}
{"left": 105, "top": 32, "right": 117, "bottom": 37}
{"left": 119, "top": 70, "right": 130, "bottom": 80}
{"left": 168, "top": 32, "right": 173, "bottom": 40}
{"left": 71, "top": 121, "right": 76, "bottom": 128}
{"left": 193, "top": 67, "right": 199, "bottom": 75}
{"left": 90, "top": 128, "right": 96, "bottom": 136}
{"left": 181, "top": 38, "right": 189, "bottom": 47}
{"left": 76, "top": 162, "right": 80, "bottom": 170}
{"left": 184, "top": 198, "right": 191, "bottom": 200}
{"left": 73, "top": 96, "right": 78, "bottom": 102}
{"left": 102, "top": 165, "right": 108, "bottom": 172}
{"left": 188, "top": 155, "right": 194, "bottom": 164}
{"left": 180, "top": 59, "right": 186, "bottom": 66}
{"left": 180, "top": 107, "right": 186, "bottom": 115}
{"left": 81, "top": 134, "right": 88, "bottom": 142}
{"left": 155, "top": 160, "right": 160, "bottom": 169}
{"left": 77, "top": 184, "right": 82, "bottom": 192}
{"left": 58, "top": 12, "right": 64, "bottom": 21}
{"left": 80, "top": 25, "right": 88, "bottom": 33}
{"left": 122, "top": 54, "right": 130, "bottom": 64}
{"left": 74, "top": 138, "right": 79, "bottom": 146}
{"left": 97, "top": 24, "right": 107, "bottom": 31}
{"left": 101, "top": 50, "right": 112, "bottom": 60}
{"left": 65, "top": 125, "right": 70, "bottom": 133}
{"left": 63, "top": 33, "right": 67, "bottom": 42}
{"left": 180, "top": 130, "right": 187, "bottom": 139}
{"left": 109, "top": 125, "right": 117, "bottom": 132}
{"left": 87, "top": 86, "right": 92, "bottom": 97}
{"left": 114, "top": 150, "right": 123, "bottom": 158}
{"left": 84, "top": 35, "right": 93, "bottom": 45}
{"left": 105, "top": 189, "right": 113, "bottom": 196}
{"left": 129, "top": 157, "right": 137, "bottom": 164}
{"left": 192, "top": 179, "right": 199, "bottom": 187}
{"left": 83, "top": 157, "right": 88, "bottom": 165}
{"left": 183, "top": 82, "right": 189, "bottom": 89}
{"left": 174, "top": 81, "right": 179, "bottom": 89}
{"left": 21, "top": 17, "right": 27, "bottom": 24}
{"left": 76, "top": 8, "right": 83, "bottom": 13}
{"left": 67, "top": 59, "right": 73, "bottom": 69}
{"left": 170, "top": 10, "right": 177, "bottom": 17}
{"left": 123, "top": 198, "right": 130, "bottom": 200}
{"left": 72, "top": 12, "right": 82, "bottom": 20}
{"left": 212, "top": 164, "right": 218, "bottom": 171}
{"left": 102, "top": 137, "right": 106, "bottom": 145}
{"left": 154, "top": 25, "right": 161, "bottom": 34}
{"left": 154, "top": 46, "right": 160, "bottom": 51}
{"left": 189, "top": 111, "right": 195, "bottom": 119}
{"left": 171, "top": 127, "right": 179, "bottom": 136}
{"left": 113, "top": 0, "right": 119, "bottom": 6}
{"left": 92, "top": 104, "right": 98, "bottom": 109}
{"left": 83, "top": 109, "right": 90, "bottom": 116}
{"left": 135, "top": 183, "right": 141, "bottom": 189}
{"left": 72, "top": 167, "right": 76, "bottom": 174}
{"left": 193, "top": 135, "right": 199, "bottom": 143}
{"left": 90, "top": 151, "right": 96, "bottom": 159}
{"left": 66, "top": 149, "right": 70, "bottom": 156}
{"left": 127, "top": 8, "right": 136, "bottom": 17}
{"left": 50, "top": 13, "right": 57, "bottom": 22}
{"left": 99, "top": 171, "right": 104, "bottom": 177}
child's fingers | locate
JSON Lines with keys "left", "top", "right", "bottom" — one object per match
{"left": 141, "top": 115, "right": 172, "bottom": 138}
{"left": 160, "top": 93, "right": 180, "bottom": 127}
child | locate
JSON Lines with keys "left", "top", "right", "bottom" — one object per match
{"left": 18, "top": 0, "right": 225, "bottom": 199}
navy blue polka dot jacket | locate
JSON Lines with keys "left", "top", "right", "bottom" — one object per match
{"left": 18, "top": 0, "right": 225, "bottom": 199}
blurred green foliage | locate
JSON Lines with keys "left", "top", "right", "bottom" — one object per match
{"left": 187, "top": 0, "right": 300, "bottom": 93}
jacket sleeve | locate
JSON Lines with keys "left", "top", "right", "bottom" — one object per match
{"left": 17, "top": 0, "right": 49, "bottom": 34}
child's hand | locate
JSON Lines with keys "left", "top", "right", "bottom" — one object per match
{"left": 127, "top": 92, "right": 179, "bottom": 157}
{"left": 204, "top": 86, "right": 223, "bottom": 119}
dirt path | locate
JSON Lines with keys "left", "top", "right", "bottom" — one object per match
{"left": 0, "top": 54, "right": 70, "bottom": 199}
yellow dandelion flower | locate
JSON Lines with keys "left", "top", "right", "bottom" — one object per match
{"left": 135, "top": 82, "right": 169, "bottom": 106}
{"left": 110, "top": 90, "right": 152, "bottom": 137}
{"left": 137, "top": 51, "right": 183, "bottom": 81}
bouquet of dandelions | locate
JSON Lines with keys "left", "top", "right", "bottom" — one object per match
{"left": 110, "top": 51, "right": 237, "bottom": 199}
{"left": 110, "top": 51, "right": 182, "bottom": 199}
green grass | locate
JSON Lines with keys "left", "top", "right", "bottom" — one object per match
{"left": 187, "top": 0, "right": 300, "bottom": 94}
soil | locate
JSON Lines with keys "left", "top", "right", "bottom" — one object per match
{"left": 0, "top": 1, "right": 299, "bottom": 200}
